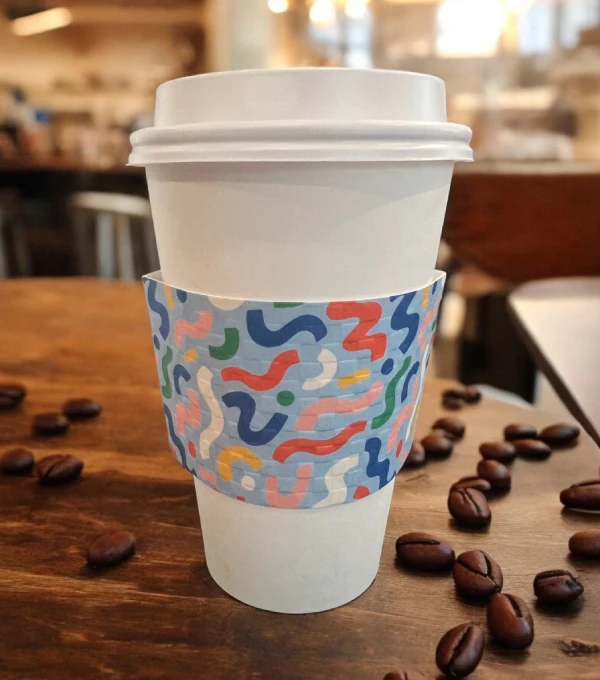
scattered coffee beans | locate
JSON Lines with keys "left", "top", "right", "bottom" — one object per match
{"left": 433, "top": 417, "right": 465, "bottom": 441}
{"left": 0, "top": 383, "right": 26, "bottom": 410}
{"left": 435, "top": 623, "right": 484, "bottom": 679}
{"left": 36, "top": 454, "right": 83, "bottom": 485}
{"left": 534, "top": 569, "right": 583, "bottom": 605}
{"left": 569, "top": 530, "right": 600, "bottom": 559}
{"left": 464, "top": 386, "right": 482, "bottom": 404}
{"left": 404, "top": 441, "right": 426, "bottom": 468}
{"left": 476, "top": 459, "right": 511, "bottom": 491}
{"left": 453, "top": 550, "right": 503, "bottom": 600}
{"left": 479, "top": 441, "right": 516, "bottom": 464}
{"left": 33, "top": 412, "right": 70, "bottom": 436}
{"left": 62, "top": 398, "right": 102, "bottom": 420}
{"left": 422, "top": 432, "right": 453, "bottom": 458}
{"left": 396, "top": 532, "right": 455, "bottom": 571}
{"left": 538, "top": 423, "right": 580, "bottom": 448}
{"left": 0, "top": 447, "right": 34, "bottom": 475}
{"left": 442, "top": 388, "right": 467, "bottom": 402}
{"left": 383, "top": 672, "right": 427, "bottom": 680}
{"left": 87, "top": 530, "right": 136, "bottom": 568}
{"left": 504, "top": 423, "right": 537, "bottom": 441}
{"left": 448, "top": 488, "right": 491, "bottom": 529}
{"left": 442, "top": 397, "right": 464, "bottom": 411}
{"left": 487, "top": 593, "right": 534, "bottom": 650}
{"left": 450, "top": 476, "right": 492, "bottom": 495}
{"left": 514, "top": 439, "right": 552, "bottom": 461}
{"left": 560, "top": 480, "right": 600, "bottom": 511}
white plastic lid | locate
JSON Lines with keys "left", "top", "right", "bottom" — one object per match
{"left": 129, "top": 68, "right": 472, "bottom": 164}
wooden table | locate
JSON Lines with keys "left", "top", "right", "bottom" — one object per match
{"left": 0, "top": 279, "right": 599, "bottom": 680}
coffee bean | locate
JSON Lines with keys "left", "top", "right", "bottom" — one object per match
{"left": 448, "top": 488, "right": 491, "bottom": 529}
{"left": 404, "top": 441, "right": 426, "bottom": 468}
{"left": 451, "top": 476, "right": 492, "bottom": 495}
{"left": 433, "top": 417, "right": 466, "bottom": 441}
{"left": 560, "top": 480, "right": 600, "bottom": 510}
{"left": 442, "top": 397, "right": 464, "bottom": 411}
{"left": 33, "top": 412, "right": 70, "bottom": 436}
{"left": 431, "top": 427, "right": 459, "bottom": 442}
{"left": 435, "top": 623, "right": 484, "bottom": 679}
{"left": 504, "top": 423, "right": 537, "bottom": 441}
{"left": 62, "top": 398, "right": 102, "bottom": 420}
{"left": 422, "top": 432, "right": 453, "bottom": 458}
{"left": 539, "top": 423, "right": 580, "bottom": 448}
{"left": 396, "top": 532, "right": 455, "bottom": 571}
{"left": 0, "top": 447, "right": 34, "bottom": 475}
{"left": 569, "top": 530, "right": 600, "bottom": 559}
{"left": 464, "top": 386, "right": 482, "bottom": 404}
{"left": 36, "top": 454, "right": 83, "bottom": 485}
{"left": 476, "top": 460, "right": 511, "bottom": 491}
{"left": 382, "top": 672, "right": 428, "bottom": 680}
{"left": 514, "top": 439, "right": 552, "bottom": 461}
{"left": 534, "top": 569, "right": 583, "bottom": 605}
{"left": 0, "top": 383, "right": 26, "bottom": 410}
{"left": 487, "top": 593, "right": 534, "bottom": 649}
{"left": 479, "top": 441, "right": 516, "bottom": 464}
{"left": 453, "top": 550, "right": 503, "bottom": 599}
{"left": 87, "top": 530, "right": 136, "bottom": 568}
{"left": 442, "top": 387, "right": 467, "bottom": 401}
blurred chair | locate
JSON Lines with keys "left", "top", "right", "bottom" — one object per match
{"left": 69, "top": 192, "right": 158, "bottom": 280}
{"left": 509, "top": 277, "right": 600, "bottom": 447}
{"left": 0, "top": 188, "right": 32, "bottom": 278}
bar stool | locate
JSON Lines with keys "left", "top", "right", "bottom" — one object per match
{"left": 69, "top": 192, "right": 158, "bottom": 280}
{"left": 0, "top": 188, "right": 31, "bottom": 278}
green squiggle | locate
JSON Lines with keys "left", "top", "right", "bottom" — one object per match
{"left": 273, "top": 302, "right": 303, "bottom": 308}
{"left": 371, "top": 356, "right": 411, "bottom": 429}
{"left": 209, "top": 328, "right": 240, "bottom": 361}
{"left": 161, "top": 346, "right": 173, "bottom": 399}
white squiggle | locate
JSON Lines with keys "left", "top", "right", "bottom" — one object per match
{"left": 208, "top": 297, "right": 244, "bottom": 311}
{"left": 313, "top": 454, "right": 360, "bottom": 508}
{"left": 197, "top": 366, "right": 224, "bottom": 460}
{"left": 405, "top": 340, "right": 431, "bottom": 442}
{"left": 302, "top": 348, "right": 337, "bottom": 391}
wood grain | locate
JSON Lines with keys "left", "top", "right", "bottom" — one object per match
{"left": 0, "top": 279, "right": 599, "bottom": 680}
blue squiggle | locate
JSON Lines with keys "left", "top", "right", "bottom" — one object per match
{"left": 401, "top": 361, "right": 420, "bottom": 403}
{"left": 147, "top": 279, "right": 170, "bottom": 339}
{"left": 390, "top": 292, "right": 419, "bottom": 353}
{"left": 365, "top": 437, "right": 390, "bottom": 490}
{"left": 246, "top": 310, "right": 327, "bottom": 348}
{"left": 222, "top": 391, "right": 288, "bottom": 446}
{"left": 164, "top": 404, "right": 189, "bottom": 471}
{"left": 173, "top": 364, "right": 191, "bottom": 395}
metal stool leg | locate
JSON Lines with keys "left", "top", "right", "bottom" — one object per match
{"left": 96, "top": 212, "right": 116, "bottom": 278}
{"left": 116, "top": 214, "right": 135, "bottom": 281}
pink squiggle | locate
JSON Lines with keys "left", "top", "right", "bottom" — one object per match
{"left": 175, "top": 389, "right": 201, "bottom": 435}
{"left": 296, "top": 381, "right": 383, "bottom": 431}
{"left": 387, "top": 377, "right": 419, "bottom": 452}
{"left": 265, "top": 464, "right": 313, "bottom": 509}
{"left": 174, "top": 311, "right": 213, "bottom": 348}
{"left": 418, "top": 299, "right": 439, "bottom": 345}
{"left": 199, "top": 466, "right": 217, "bottom": 487}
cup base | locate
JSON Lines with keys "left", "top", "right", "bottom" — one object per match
{"left": 194, "top": 478, "right": 394, "bottom": 614}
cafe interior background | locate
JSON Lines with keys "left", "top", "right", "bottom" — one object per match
{"left": 1, "top": 0, "right": 599, "bottom": 416}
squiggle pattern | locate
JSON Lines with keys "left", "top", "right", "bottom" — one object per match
{"left": 371, "top": 357, "right": 411, "bottom": 429}
{"left": 176, "top": 389, "right": 200, "bottom": 435}
{"left": 209, "top": 297, "right": 244, "bottom": 311}
{"left": 338, "top": 368, "right": 370, "bottom": 389}
{"left": 197, "top": 366, "right": 224, "bottom": 460}
{"left": 160, "top": 347, "right": 173, "bottom": 399}
{"left": 173, "top": 364, "right": 191, "bottom": 395}
{"left": 222, "top": 350, "right": 300, "bottom": 391}
{"left": 164, "top": 404, "right": 187, "bottom": 470}
{"left": 174, "top": 311, "right": 213, "bottom": 347}
{"left": 327, "top": 301, "right": 386, "bottom": 361}
{"left": 247, "top": 310, "right": 327, "bottom": 347}
{"left": 313, "top": 455, "right": 360, "bottom": 508}
{"left": 302, "top": 348, "right": 337, "bottom": 391}
{"left": 391, "top": 292, "right": 419, "bottom": 353}
{"left": 365, "top": 437, "right": 390, "bottom": 489}
{"left": 387, "top": 375, "right": 419, "bottom": 452}
{"left": 209, "top": 328, "right": 240, "bottom": 361}
{"left": 296, "top": 381, "right": 383, "bottom": 431}
{"left": 265, "top": 464, "right": 312, "bottom": 509}
{"left": 273, "top": 421, "right": 367, "bottom": 463}
{"left": 146, "top": 279, "right": 170, "bottom": 339}
{"left": 222, "top": 392, "right": 288, "bottom": 446}
{"left": 217, "top": 445, "right": 262, "bottom": 482}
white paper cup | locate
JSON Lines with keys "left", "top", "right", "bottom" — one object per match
{"left": 131, "top": 68, "right": 472, "bottom": 613}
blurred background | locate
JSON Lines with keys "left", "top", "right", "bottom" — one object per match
{"left": 1, "top": 0, "right": 599, "bottom": 414}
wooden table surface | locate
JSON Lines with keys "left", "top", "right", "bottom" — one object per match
{"left": 0, "top": 279, "right": 599, "bottom": 680}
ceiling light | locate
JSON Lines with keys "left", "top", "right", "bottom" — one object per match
{"left": 309, "top": 0, "right": 336, "bottom": 25}
{"left": 345, "top": 0, "right": 367, "bottom": 19}
{"left": 268, "top": 0, "right": 289, "bottom": 13}
{"left": 12, "top": 7, "right": 72, "bottom": 36}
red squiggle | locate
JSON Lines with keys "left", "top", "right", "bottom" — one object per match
{"left": 188, "top": 441, "right": 197, "bottom": 459}
{"left": 387, "top": 377, "right": 419, "bottom": 452}
{"left": 176, "top": 389, "right": 201, "bottom": 435}
{"left": 418, "top": 299, "right": 440, "bottom": 344}
{"left": 199, "top": 466, "right": 217, "bottom": 487}
{"left": 326, "top": 301, "right": 386, "bottom": 361}
{"left": 174, "top": 311, "right": 213, "bottom": 348}
{"left": 273, "top": 421, "right": 367, "bottom": 463}
{"left": 265, "top": 464, "right": 313, "bottom": 509}
{"left": 221, "top": 350, "right": 300, "bottom": 391}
